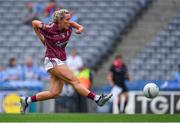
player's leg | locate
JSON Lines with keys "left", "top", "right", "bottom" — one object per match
{"left": 116, "top": 94, "right": 121, "bottom": 111}
{"left": 20, "top": 74, "right": 64, "bottom": 114}
{"left": 122, "top": 91, "right": 129, "bottom": 113}
{"left": 32, "top": 75, "right": 64, "bottom": 101}
{"left": 49, "top": 65, "right": 89, "bottom": 96}
{"left": 49, "top": 64, "right": 112, "bottom": 106}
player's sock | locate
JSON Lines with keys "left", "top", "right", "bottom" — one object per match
{"left": 123, "top": 99, "right": 128, "bottom": 113}
{"left": 26, "top": 95, "right": 37, "bottom": 104}
{"left": 87, "top": 92, "right": 100, "bottom": 101}
{"left": 118, "top": 100, "right": 121, "bottom": 111}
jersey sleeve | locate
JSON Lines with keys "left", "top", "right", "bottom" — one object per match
{"left": 40, "top": 22, "right": 53, "bottom": 32}
{"left": 41, "top": 22, "right": 47, "bottom": 30}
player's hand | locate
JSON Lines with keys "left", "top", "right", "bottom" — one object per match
{"left": 75, "top": 27, "right": 83, "bottom": 34}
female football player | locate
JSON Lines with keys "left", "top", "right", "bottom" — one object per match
{"left": 20, "top": 9, "right": 112, "bottom": 114}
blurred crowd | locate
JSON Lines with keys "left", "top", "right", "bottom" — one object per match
{"left": 0, "top": 57, "right": 49, "bottom": 82}
{"left": 24, "top": 0, "right": 79, "bottom": 25}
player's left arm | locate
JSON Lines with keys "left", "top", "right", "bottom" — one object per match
{"left": 70, "top": 21, "right": 84, "bottom": 34}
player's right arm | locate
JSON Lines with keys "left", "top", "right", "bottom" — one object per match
{"left": 32, "top": 20, "right": 45, "bottom": 45}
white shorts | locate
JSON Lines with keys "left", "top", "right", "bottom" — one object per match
{"left": 44, "top": 57, "right": 66, "bottom": 71}
{"left": 110, "top": 86, "right": 122, "bottom": 102}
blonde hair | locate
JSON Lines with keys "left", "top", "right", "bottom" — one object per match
{"left": 53, "top": 9, "right": 70, "bottom": 22}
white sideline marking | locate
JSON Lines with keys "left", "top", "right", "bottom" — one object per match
{"left": 0, "top": 121, "right": 180, "bottom": 123}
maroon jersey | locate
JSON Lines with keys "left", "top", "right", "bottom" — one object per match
{"left": 40, "top": 22, "right": 72, "bottom": 61}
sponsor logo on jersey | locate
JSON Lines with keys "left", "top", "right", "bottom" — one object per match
{"left": 56, "top": 41, "right": 68, "bottom": 47}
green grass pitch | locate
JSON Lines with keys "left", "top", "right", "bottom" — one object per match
{"left": 0, "top": 113, "right": 180, "bottom": 122}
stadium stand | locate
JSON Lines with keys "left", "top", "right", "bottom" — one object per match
{"left": 0, "top": 0, "right": 148, "bottom": 68}
{"left": 128, "top": 11, "right": 180, "bottom": 81}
